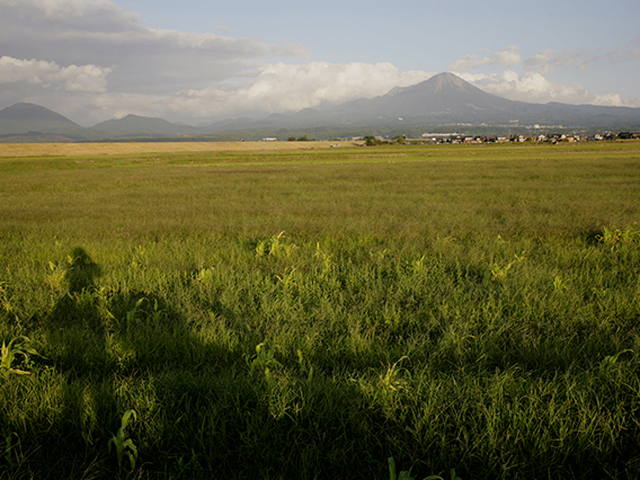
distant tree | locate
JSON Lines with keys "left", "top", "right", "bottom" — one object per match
{"left": 364, "top": 136, "right": 380, "bottom": 146}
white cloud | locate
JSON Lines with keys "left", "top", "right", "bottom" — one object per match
{"left": 172, "top": 62, "right": 434, "bottom": 116}
{"left": 457, "top": 70, "right": 636, "bottom": 106}
{"left": 94, "top": 62, "right": 434, "bottom": 120}
{"left": 524, "top": 45, "right": 640, "bottom": 74}
{"left": 0, "top": 0, "right": 141, "bottom": 33}
{"left": 0, "top": 56, "right": 111, "bottom": 92}
{"left": 0, "top": 0, "right": 306, "bottom": 98}
{"left": 1, "top": 0, "right": 134, "bottom": 18}
{"left": 450, "top": 46, "right": 521, "bottom": 72}
{"left": 592, "top": 93, "right": 625, "bottom": 107}
{"left": 524, "top": 49, "right": 590, "bottom": 73}
{"left": 32, "top": 62, "right": 432, "bottom": 124}
{"left": 450, "top": 43, "right": 638, "bottom": 107}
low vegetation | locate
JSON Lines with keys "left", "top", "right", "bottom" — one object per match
{"left": 0, "top": 140, "right": 353, "bottom": 158}
{"left": 0, "top": 141, "right": 639, "bottom": 478}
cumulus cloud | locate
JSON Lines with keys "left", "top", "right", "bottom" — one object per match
{"left": 170, "top": 62, "right": 434, "bottom": 117}
{"left": 57, "top": 62, "right": 432, "bottom": 122}
{"left": 592, "top": 93, "right": 625, "bottom": 107}
{"left": 457, "top": 70, "right": 636, "bottom": 107}
{"left": 448, "top": 43, "right": 639, "bottom": 107}
{"left": 0, "top": 0, "right": 306, "bottom": 98}
{"left": 0, "top": 56, "right": 111, "bottom": 92}
{"left": 0, "top": 0, "right": 141, "bottom": 35}
{"left": 450, "top": 46, "right": 521, "bottom": 72}
{"left": 0, "top": 0, "right": 304, "bottom": 57}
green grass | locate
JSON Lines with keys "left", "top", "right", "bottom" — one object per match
{"left": 0, "top": 141, "right": 639, "bottom": 479}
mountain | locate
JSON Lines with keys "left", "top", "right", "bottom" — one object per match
{"left": 1, "top": 74, "right": 639, "bottom": 141}
{"left": 332, "top": 72, "right": 517, "bottom": 122}
{"left": 0, "top": 102, "right": 84, "bottom": 136}
{"left": 279, "top": 72, "right": 640, "bottom": 129}
{"left": 89, "top": 114, "right": 199, "bottom": 138}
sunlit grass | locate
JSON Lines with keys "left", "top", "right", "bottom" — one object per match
{"left": 0, "top": 141, "right": 639, "bottom": 479}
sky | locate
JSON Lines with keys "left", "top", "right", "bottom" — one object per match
{"left": 0, "top": 0, "right": 638, "bottom": 125}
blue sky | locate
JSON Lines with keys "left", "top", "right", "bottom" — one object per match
{"left": 1, "top": 0, "right": 638, "bottom": 123}
{"left": 117, "top": 0, "right": 640, "bottom": 93}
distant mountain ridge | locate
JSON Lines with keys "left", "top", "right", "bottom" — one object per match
{"left": 2, "top": 73, "right": 640, "bottom": 140}
{"left": 0, "top": 103, "right": 83, "bottom": 136}
{"left": 89, "top": 114, "right": 199, "bottom": 138}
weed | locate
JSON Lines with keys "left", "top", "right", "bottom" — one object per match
{"left": 387, "top": 457, "right": 459, "bottom": 480}
{"left": 552, "top": 275, "right": 566, "bottom": 292}
{"left": 0, "top": 336, "right": 39, "bottom": 378}
{"left": 314, "top": 242, "right": 333, "bottom": 277}
{"left": 256, "top": 231, "right": 297, "bottom": 257}
{"left": 0, "top": 281, "right": 16, "bottom": 318}
{"left": 490, "top": 251, "right": 526, "bottom": 282}
{"left": 412, "top": 255, "right": 427, "bottom": 274}
{"left": 248, "top": 342, "right": 282, "bottom": 377}
{"left": 388, "top": 456, "right": 416, "bottom": 480}
{"left": 2, "top": 432, "right": 24, "bottom": 467}
{"left": 275, "top": 267, "right": 298, "bottom": 289}
{"left": 596, "top": 226, "right": 639, "bottom": 246}
{"left": 598, "top": 349, "right": 634, "bottom": 376}
{"left": 195, "top": 267, "right": 215, "bottom": 286}
{"left": 379, "top": 356, "right": 410, "bottom": 393}
{"left": 44, "top": 260, "right": 67, "bottom": 292}
{"left": 108, "top": 409, "right": 138, "bottom": 471}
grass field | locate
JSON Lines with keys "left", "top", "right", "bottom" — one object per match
{"left": 1, "top": 141, "right": 639, "bottom": 479}
{"left": 0, "top": 140, "right": 353, "bottom": 158}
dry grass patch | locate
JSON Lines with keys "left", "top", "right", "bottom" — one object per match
{"left": 0, "top": 141, "right": 355, "bottom": 158}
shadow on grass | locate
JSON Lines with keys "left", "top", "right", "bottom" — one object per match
{"left": 27, "top": 247, "right": 389, "bottom": 479}
{"left": 13, "top": 246, "right": 635, "bottom": 479}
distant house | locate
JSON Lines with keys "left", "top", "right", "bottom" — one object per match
{"left": 421, "top": 133, "right": 461, "bottom": 143}
{"left": 261, "top": 137, "right": 278, "bottom": 142}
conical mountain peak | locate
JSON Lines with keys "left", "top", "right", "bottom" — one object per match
{"left": 428, "top": 72, "right": 470, "bottom": 91}
{"left": 390, "top": 72, "right": 482, "bottom": 97}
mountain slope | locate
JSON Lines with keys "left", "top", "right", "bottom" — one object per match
{"left": 341, "top": 72, "right": 516, "bottom": 117}
{"left": 0, "top": 103, "right": 84, "bottom": 136}
{"left": 89, "top": 114, "right": 199, "bottom": 138}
